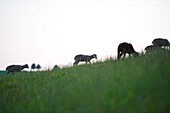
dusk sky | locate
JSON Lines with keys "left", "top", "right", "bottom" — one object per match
{"left": 0, "top": 0, "right": 170, "bottom": 70}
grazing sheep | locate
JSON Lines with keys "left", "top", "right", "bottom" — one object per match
{"left": 152, "top": 38, "right": 170, "bottom": 48}
{"left": 145, "top": 45, "right": 166, "bottom": 54}
{"left": 145, "top": 45, "right": 156, "bottom": 53}
{"left": 117, "top": 42, "right": 139, "bottom": 59}
{"left": 73, "top": 54, "right": 97, "bottom": 66}
{"left": 6, "top": 64, "right": 29, "bottom": 74}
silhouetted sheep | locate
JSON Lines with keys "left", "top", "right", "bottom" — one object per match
{"left": 6, "top": 64, "right": 29, "bottom": 74}
{"left": 117, "top": 42, "right": 139, "bottom": 59}
{"left": 145, "top": 45, "right": 156, "bottom": 53}
{"left": 152, "top": 38, "right": 170, "bottom": 48}
{"left": 73, "top": 54, "right": 97, "bottom": 66}
{"left": 145, "top": 45, "right": 166, "bottom": 54}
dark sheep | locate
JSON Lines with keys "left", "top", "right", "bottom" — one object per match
{"left": 73, "top": 54, "right": 97, "bottom": 66}
{"left": 152, "top": 38, "right": 170, "bottom": 48}
{"left": 145, "top": 45, "right": 166, "bottom": 54}
{"left": 145, "top": 45, "right": 156, "bottom": 53}
{"left": 117, "top": 42, "right": 139, "bottom": 59}
{"left": 6, "top": 64, "right": 29, "bottom": 74}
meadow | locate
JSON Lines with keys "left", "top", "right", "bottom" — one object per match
{"left": 0, "top": 50, "right": 170, "bottom": 113}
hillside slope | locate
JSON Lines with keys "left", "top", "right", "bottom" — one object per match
{"left": 0, "top": 51, "right": 170, "bottom": 113}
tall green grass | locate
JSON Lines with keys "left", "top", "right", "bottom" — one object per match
{"left": 0, "top": 51, "right": 170, "bottom": 113}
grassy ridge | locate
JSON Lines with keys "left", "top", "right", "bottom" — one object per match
{"left": 0, "top": 51, "right": 170, "bottom": 113}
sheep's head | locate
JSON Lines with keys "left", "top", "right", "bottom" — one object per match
{"left": 134, "top": 52, "right": 139, "bottom": 57}
{"left": 92, "top": 54, "right": 97, "bottom": 59}
{"left": 24, "top": 64, "right": 29, "bottom": 68}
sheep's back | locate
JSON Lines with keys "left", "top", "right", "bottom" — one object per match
{"left": 152, "top": 38, "right": 170, "bottom": 46}
{"left": 74, "top": 55, "right": 89, "bottom": 61}
{"left": 6, "top": 65, "right": 20, "bottom": 72}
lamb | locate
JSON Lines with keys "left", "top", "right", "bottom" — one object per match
{"left": 152, "top": 38, "right": 170, "bottom": 48}
{"left": 117, "top": 42, "right": 139, "bottom": 59}
{"left": 6, "top": 64, "right": 29, "bottom": 74}
{"left": 73, "top": 54, "right": 97, "bottom": 66}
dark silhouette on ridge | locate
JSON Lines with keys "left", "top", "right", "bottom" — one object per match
{"left": 152, "top": 38, "right": 170, "bottom": 48}
{"left": 117, "top": 42, "right": 139, "bottom": 59}
{"left": 6, "top": 64, "right": 29, "bottom": 74}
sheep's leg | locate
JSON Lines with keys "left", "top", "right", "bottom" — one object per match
{"left": 73, "top": 61, "right": 79, "bottom": 66}
{"left": 85, "top": 60, "right": 91, "bottom": 64}
{"left": 117, "top": 53, "right": 120, "bottom": 59}
{"left": 129, "top": 53, "right": 131, "bottom": 58}
{"left": 118, "top": 52, "right": 123, "bottom": 59}
{"left": 122, "top": 50, "right": 126, "bottom": 59}
{"left": 122, "top": 49, "right": 126, "bottom": 59}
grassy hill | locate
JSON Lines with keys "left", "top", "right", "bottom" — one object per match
{"left": 0, "top": 51, "right": 170, "bottom": 113}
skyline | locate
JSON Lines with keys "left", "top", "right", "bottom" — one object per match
{"left": 0, "top": 0, "right": 170, "bottom": 70}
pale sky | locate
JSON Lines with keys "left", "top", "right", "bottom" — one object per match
{"left": 0, "top": 0, "right": 170, "bottom": 70}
